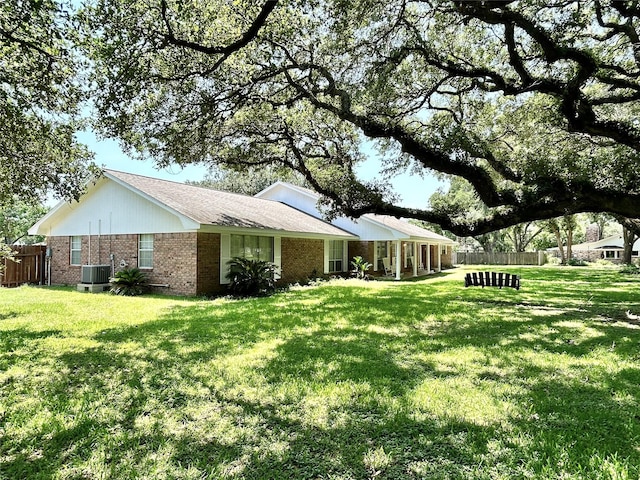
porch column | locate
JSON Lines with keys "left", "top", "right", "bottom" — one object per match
{"left": 437, "top": 244, "right": 442, "bottom": 272}
{"left": 395, "top": 239, "right": 401, "bottom": 280}
{"left": 426, "top": 242, "right": 431, "bottom": 273}
{"left": 413, "top": 241, "right": 418, "bottom": 277}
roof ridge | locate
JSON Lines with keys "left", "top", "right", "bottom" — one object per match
{"left": 105, "top": 168, "right": 275, "bottom": 202}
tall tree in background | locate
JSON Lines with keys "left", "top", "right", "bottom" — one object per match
{"left": 188, "top": 165, "right": 306, "bottom": 196}
{"left": 84, "top": 0, "right": 640, "bottom": 235}
{"left": 0, "top": 0, "right": 96, "bottom": 206}
{"left": 616, "top": 216, "right": 640, "bottom": 263}
{"left": 507, "top": 223, "right": 544, "bottom": 253}
{"left": 544, "top": 216, "right": 579, "bottom": 264}
{"left": 0, "top": 199, "right": 47, "bottom": 245}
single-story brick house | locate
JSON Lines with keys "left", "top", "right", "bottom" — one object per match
{"left": 29, "top": 170, "right": 455, "bottom": 295}
{"left": 255, "top": 182, "right": 455, "bottom": 279}
{"left": 547, "top": 234, "right": 640, "bottom": 263}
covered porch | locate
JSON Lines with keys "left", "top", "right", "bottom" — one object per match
{"left": 374, "top": 239, "right": 454, "bottom": 280}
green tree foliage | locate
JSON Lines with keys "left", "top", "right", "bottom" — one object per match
{"left": 188, "top": 165, "right": 306, "bottom": 196}
{"left": 615, "top": 216, "right": 640, "bottom": 264}
{"left": 0, "top": 242, "right": 16, "bottom": 274}
{"left": 1, "top": 0, "right": 97, "bottom": 205}
{"left": 0, "top": 199, "right": 47, "bottom": 244}
{"left": 84, "top": 1, "right": 640, "bottom": 235}
{"left": 544, "top": 216, "right": 580, "bottom": 265}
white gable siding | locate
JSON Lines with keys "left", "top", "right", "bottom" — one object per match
{"left": 257, "top": 184, "right": 319, "bottom": 216}
{"left": 256, "top": 183, "right": 407, "bottom": 241}
{"left": 37, "top": 178, "right": 194, "bottom": 236}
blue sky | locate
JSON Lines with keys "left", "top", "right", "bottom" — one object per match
{"left": 77, "top": 131, "right": 446, "bottom": 209}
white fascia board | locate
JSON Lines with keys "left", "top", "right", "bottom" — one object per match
{"left": 28, "top": 198, "right": 71, "bottom": 235}
{"left": 408, "top": 235, "right": 456, "bottom": 245}
{"left": 198, "top": 224, "right": 356, "bottom": 240}
{"left": 104, "top": 171, "right": 200, "bottom": 230}
{"left": 255, "top": 181, "right": 320, "bottom": 201}
{"left": 254, "top": 181, "right": 287, "bottom": 199}
{"left": 357, "top": 216, "right": 409, "bottom": 240}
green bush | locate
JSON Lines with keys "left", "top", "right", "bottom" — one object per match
{"left": 567, "top": 257, "right": 587, "bottom": 266}
{"left": 226, "top": 257, "right": 277, "bottom": 296}
{"left": 110, "top": 267, "right": 148, "bottom": 296}
{"left": 620, "top": 263, "right": 640, "bottom": 275}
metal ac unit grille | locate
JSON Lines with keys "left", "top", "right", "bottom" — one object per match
{"left": 81, "top": 265, "right": 111, "bottom": 284}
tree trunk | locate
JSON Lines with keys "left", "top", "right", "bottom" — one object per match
{"left": 622, "top": 227, "right": 637, "bottom": 264}
{"left": 551, "top": 226, "right": 565, "bottom": 264}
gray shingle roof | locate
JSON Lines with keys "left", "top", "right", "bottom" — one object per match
{"left": 263, "top": 181, "right": 455, "bottom": 243}
{"left": 106, "top": 170, "right": 355, "bottom": 237}
{"left": 363, "top": 214, "right": 456, "bottom": 243}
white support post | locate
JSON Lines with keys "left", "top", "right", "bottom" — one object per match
{"left": 413, "top": 241, "right": 418, "bottom": 277}
{"left": 426, "top": 243, "right": 431, "bottom": 273}
{"left": 395, "top": 240, "right": 401, "bottom": 280}
{"left": 373, "top": 241, "right": 378, "bottom": 272}
{"left": 437, "top": 244, "right": 442, "bottom": 272}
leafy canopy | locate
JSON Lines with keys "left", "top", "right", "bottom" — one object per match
{"left": 85, "top": 0, "right": 640, "bottom": 235}
{"left": 0, "top": 0, "right": 97, "bottom": 205}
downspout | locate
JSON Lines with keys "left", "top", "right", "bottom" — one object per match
{"left": 88, "top": 221, "right": 91, "bottom": 266}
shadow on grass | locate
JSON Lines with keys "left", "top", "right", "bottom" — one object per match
{"left": 2, "top": 271, "right": 640, "bottom": 478}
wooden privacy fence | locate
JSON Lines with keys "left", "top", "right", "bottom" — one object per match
{"left": 1, "top": 245, "right": 47, "bottom": 287}
{"left": 455, "top": 251, "right": 546, "bottom": 266}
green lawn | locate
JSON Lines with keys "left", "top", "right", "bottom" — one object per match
{"left": 1, "top": 266, "right": 639, "bottom": 479}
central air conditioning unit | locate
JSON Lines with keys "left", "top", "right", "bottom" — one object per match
{"left": 81, "top": 265, "right": 111, "bottom": 284}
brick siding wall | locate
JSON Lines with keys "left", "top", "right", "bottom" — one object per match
{"left": 48, "top": 233, "right": 202, "bottom": 296}
{"left": 196, "top": 232, "right": 221, "bottom": 295}
{"left": 348, "top": 241, "right": 374, "bottom": 265}
{"left": 48, "top": 233, "right": 357, "bottom": 295}
{"left": 151, "top": 233, "right": 198, "bottom": 295}
{"left": 49, "top": 236, "right": 80, "bottom": 285}
{"left": 280, "top": 237, "right": 324, "bottom": 284}
{"left": 442, "top": 246, "right": 453, "bottom": 268}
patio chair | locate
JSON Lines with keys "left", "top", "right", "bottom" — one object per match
{"left": 382, "top": 257, "right": 393, "bottom": 276}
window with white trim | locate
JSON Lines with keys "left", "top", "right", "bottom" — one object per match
{"left": 230, "top": 235, "right": 273, "bottom": 262}
{"left": 376, "top": 241, "right": 388, "bottom": 271}
{"left": 138, "top": 234, "right": 154, "bottom": 269}
{"left": 70, "top": 236, "right": 82, "bottom": 265}
{"left": 328, "top": 240, "right": 344, "bottom": 272}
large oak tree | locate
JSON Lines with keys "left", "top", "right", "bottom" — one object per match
{"left": 85, "top": 0, "right": 640, "bottom": 236}
{"left": 1, "top": 0, "right": 96, "bottom": 205}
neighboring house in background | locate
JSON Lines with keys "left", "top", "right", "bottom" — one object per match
{"left": 547, "top": 234, "right": 640, "bottom": 263}
{"left": 256, "top": 182, "right": 456, "bottom": 280}
{"left": 29, "top": 170, "right": 454, "bottom": 296}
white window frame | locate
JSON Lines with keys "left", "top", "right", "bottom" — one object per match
{"left": 230, "top": 234, "right": 274, "bottom": 262}
{"left": 70, "top": 236, "right": 82, "bottom": 266}
{"left": 138, "top": 234, "right": 154, "bottom": 269}
{"left": 328, "top": 240, "right": 345, "bottom": 273}
{"left": 221, "top": 234, "right": 280, "bottom": 284}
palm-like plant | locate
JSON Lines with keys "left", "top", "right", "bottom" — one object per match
{"left": 110, "top": 267, "right": 147, "bottom": 296}
{"left": 226, "top": 257, "right": 277, "bottom": 296}
{"left": 351, "top": 255, "right": 372, "bottom": 280}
